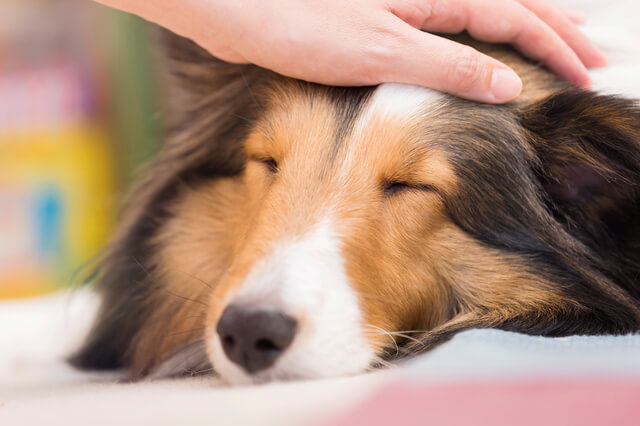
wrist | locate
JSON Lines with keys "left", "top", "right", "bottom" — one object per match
{"left": 93, "top": 0, "right": 207, "bottom": 41}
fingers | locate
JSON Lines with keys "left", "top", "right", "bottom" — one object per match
{"left": 419, "top": 0, "right": 594, "bottom": 88}
{"left": 377, "top": 27, "right": 522, "bottom": 103}
{"left": 559, "top": 7, "right": 587, "bottom": 25}
{"left": 518, "top": 0, "right": 607, "bottom": 68}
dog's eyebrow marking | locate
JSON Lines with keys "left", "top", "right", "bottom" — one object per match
{"left": 333, "top": 83, "right": 446, "bottom": 171}
{"left": 324, "top": 84, "right": 444, "bottom": 175}
{"left": 347, "top": 83, "right": 446, "bottom": 156}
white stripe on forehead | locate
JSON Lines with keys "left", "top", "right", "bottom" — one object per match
{"left": 342, "top": 83, "right": 445, "bottom": 172}
{"left": 364, "top": 83, "right": 445, "bottom": 120}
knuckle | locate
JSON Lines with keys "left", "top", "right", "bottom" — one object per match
{"left": 449, "top": 47, "right": 485, "bottom": 91}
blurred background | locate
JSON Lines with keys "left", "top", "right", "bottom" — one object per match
{"left": 0, "top": 0, "right": 163, "bottom": 299}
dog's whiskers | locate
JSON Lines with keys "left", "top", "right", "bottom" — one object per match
{"left": 188, "top": 366, "right": 215, "bottom": 376}
{"left": 165, "top": 327, "right": 206, "bottom": 339}
{"left": 180, "top": 270, "right": 216, "bottom": 291}
{"left": 180, "top": 314, "right": 209, "bottom": 321}
{"left": 362, "top": 324, "right": 399, "bottom": 357}
{"left": 383, "top": 332, "right": 425, "bottom": 347}
{"left": 367, "top": 354, "right": 396, "bottom": 370}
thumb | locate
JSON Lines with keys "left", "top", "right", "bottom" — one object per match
{"left": 379, "top": 29, "right": 523, "bottom": 103}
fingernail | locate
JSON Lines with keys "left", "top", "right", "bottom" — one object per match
{"left": 490, "top": 68, "right": 522, "bottom": 103}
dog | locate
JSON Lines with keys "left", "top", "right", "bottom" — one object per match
{"left": 71, "top": 31, "right": 640, "bottom": 385}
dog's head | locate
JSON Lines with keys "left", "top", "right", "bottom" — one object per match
{"left": 73, "top": 35, "right": 640, "bottom": 384}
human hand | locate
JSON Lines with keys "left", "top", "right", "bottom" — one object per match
{"left": 94, "top": 0, "right": 607, "bottom": 103}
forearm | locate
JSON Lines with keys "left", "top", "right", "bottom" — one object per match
{"left": 94, "top": 0, "right": 255, "bottom": 63}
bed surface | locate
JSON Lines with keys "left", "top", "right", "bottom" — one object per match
{"left": 2, "top": 1, "right": 640, "bottom": 424}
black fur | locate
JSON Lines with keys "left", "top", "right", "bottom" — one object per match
{"left": 72, "top": 32, "right": 640, "bottom": 377}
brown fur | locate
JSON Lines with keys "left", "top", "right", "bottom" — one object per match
{"left": 71, "top": 32, "right": 640, "bottom": 380}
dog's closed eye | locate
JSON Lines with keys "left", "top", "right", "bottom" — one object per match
{"left": 251, "top": 156, "right": 279, "bottom": 174}
{"left": 383, "top": 181, "right": 436, "bottom": 197}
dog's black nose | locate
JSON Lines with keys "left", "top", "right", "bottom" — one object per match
{"left": 216, "top": 305, "right": 297, "bottom": 374}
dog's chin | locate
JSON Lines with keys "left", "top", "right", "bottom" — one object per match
{"left": 213, "top": 361, "right": 314, "bottom": 386}
{"left": 213, "top": 359, "right": 372, "bottom": 386}
{"left": 207, "top": 330, "right": 376, "bottom": 386}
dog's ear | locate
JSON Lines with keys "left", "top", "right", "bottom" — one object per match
{"left": 159, "top": 29, "right": 276, "bottom": 176}
{"left": 397, "top": 90, "right": 640, "bottom": 358}
{"left": 520, "top": 89, "right": 640, "bottom": 252}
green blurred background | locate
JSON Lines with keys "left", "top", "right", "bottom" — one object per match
{"left": 0, "top": 0, "right": 163, "bottom": 299}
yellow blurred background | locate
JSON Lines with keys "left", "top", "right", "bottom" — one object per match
{"left": 0, "top": 0, "right": 163, "bottom": 299}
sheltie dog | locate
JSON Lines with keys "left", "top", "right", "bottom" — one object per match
{"left": 72, "top": 31, "right": 640, "bottom": 385}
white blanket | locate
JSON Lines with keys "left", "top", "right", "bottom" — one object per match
{"left": 2, "top": 1, "right": 640, "bottom": 425}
